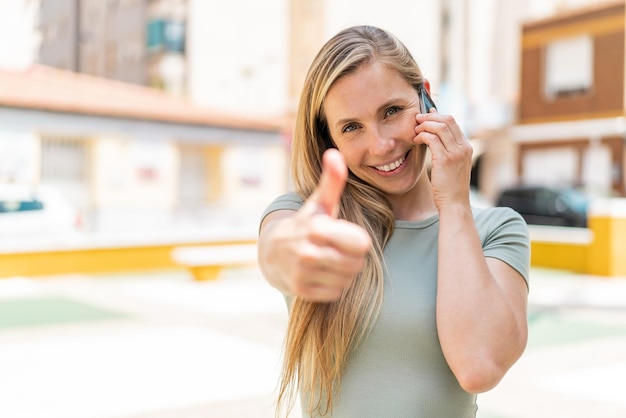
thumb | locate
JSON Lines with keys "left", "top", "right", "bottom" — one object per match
{"left": 312, "top": 148, "right": 348, "bottom": 217}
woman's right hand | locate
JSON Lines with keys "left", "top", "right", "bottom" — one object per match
{"left": 258, "top": 149, "right": 372, "bottom": 303}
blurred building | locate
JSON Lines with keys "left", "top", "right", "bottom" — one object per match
{"left": 2, "top": 0, "right": 621, "bottom": 222}
{"left": 0, "top": 65, "right": 287, "bottom": 232}
{"left": 186, "top": 0, "right": 289, "bottom": 116}
{"left": 0, "top": 0, "right": 291, "bottom": 237}
{"left": 510, "top": 0, "right": 626, "bottom": 197}
{"left": 22, "top": 0, "right": 187, "bottom": 95}
{"left": 0, "top": 1, "right": 41, "bottom": 70}
{"left": 187, "top": 0, "right": 614, "bottom": 199}
{"left": 146, "top": 0, "right": 187, "bottom": 95}
{"left": 186, "top": 0, "right": 443, "bottom": 117}
{"left": 38, "top": 0, "right": 147, "bottom": 85}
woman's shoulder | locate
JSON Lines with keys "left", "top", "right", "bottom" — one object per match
{"left": 260, "top": 191, "right": 304, "bottom": 221}
{"left": 268, "top": 191, "right": 304, "bottom": 208}
{"left": 473, "top": 205, "right": 525, "bottom": 222}
{"left": 473, "top": 205, "right": 531, "bottom": 285}
{"left": 472, "top": 205, "right": 528, "bottom": 234}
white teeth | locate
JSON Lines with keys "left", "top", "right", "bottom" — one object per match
{"left": 375, "top": 156, "right": 405, "bottom": 172}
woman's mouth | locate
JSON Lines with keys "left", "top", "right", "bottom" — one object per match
{"left": 374, "top": 151, "right": 409, "bottom": 173}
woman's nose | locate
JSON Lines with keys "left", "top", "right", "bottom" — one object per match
{"left": 368, "top": 129, "right": 396, "bottom": 156}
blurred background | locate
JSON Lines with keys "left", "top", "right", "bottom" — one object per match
{"left": 1, "top": 0, "right": 626, "bottom": 417}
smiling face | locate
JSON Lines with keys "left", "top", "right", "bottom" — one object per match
{"left": 323, "top": 61, "right": 429, "bottom": 207}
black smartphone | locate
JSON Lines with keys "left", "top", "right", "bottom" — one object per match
{"left": 419, "top": 84, "right": 437, "bottom": 113}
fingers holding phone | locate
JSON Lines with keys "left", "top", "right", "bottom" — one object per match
{"left": 413, "top": 88, "right": 473, "bottom": 208}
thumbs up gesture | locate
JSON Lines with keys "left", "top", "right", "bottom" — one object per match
{"left": 303, "top": 147, "right": 351, "bottom": 218}
{"left": 259, "top": 149, "right": 372, "bottom": 302}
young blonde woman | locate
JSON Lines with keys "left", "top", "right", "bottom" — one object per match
{"left": 258, "top": 25, "right": 530, "bottom": 417}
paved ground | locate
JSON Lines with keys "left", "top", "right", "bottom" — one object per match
{"left": 1, "top": 266, "right": 626, "bottom": 418}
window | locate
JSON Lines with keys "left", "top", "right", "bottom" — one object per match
{"left": 40, "top": 136, "right": 91, "bottom": 211}
{"left": 147, "top": 19, "right": 186, "bottom": 54}
{"left": 544, "top": 35, "right": 594, "bottom": 99}
{"left": 40, "top": 136, "right": 89, "bottom": 183}
{"left": 147, "top": 19, "right": 165, "bottom": 52}
{"left": 177, "top": 144, "right": 210, "bottom": 209}
{"left": 164, "top": 21, "right": 185, "bottom": 53}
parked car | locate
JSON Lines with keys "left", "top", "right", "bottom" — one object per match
{"left": 0, "top": 185, "right": 83, "bottom": 236}
{"left": 495, "top": 185, "right": 589, "bottom": 228}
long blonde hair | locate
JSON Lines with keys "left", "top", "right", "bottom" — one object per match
{"left": 278, "top": 25, "right": 425, "bottom": 416}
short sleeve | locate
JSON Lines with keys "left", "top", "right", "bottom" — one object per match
{"left": 474, "top": 207, "right": 531, "bottom": 288}
{"left": 259, "top": 192, "right": 305, "bottom": 231}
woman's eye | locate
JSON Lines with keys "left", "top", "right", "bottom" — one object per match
{"left": 385, "top": 106, "right": 402, "bottom": 117}
{"left": 342, "top": 123, "right": 359, "bottom": 133}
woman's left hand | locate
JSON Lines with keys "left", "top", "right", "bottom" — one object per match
{"left": 413, "top": 110, "right": 473, "bottom": 210}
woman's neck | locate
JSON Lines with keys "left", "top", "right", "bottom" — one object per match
{"left": 387, "top": 178, "right": 438, "bottom": 222}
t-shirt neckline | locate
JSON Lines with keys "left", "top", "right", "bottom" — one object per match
{"left": 394, "top": 214, "right": 440, "bottom": 229}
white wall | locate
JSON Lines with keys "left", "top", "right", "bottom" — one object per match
{"left": 187, "top": 0, "right": 442, "bottom": 117}
{"left": 324, "top": 0, "right": 442, "bottom": 92}
{"left": 0, "top": 0, "right": 39, "bottom": 70}
{"left": 0, "top": 128, "right": 39, "bottom": 184}
{"left": 221, "top": 144, "right": 288, "bottom": 212}
{"left": 187, "top": 0, "right": 289, "bottom": 115}
{"left": 93, "top": 137, "right": 178, "bottom": 209}
{"left": 523, "top": 148, "right": 579, "bottom": 186}
{"left": 583, "top": 144, "right": 613, "bottom": 196}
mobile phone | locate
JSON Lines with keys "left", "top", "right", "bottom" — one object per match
{"left": 419, "top": 84, "right": 437, "bottom": 113}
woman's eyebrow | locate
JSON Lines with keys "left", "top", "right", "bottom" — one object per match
{"left": 334, "top": 117, "right": 356, "bottom": 129}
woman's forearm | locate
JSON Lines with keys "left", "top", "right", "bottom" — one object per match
{"left": 435, "top": 204, "right": 528, "bottom": 393}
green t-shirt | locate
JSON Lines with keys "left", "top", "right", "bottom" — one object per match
{"left": 261, "top": 192, "right": 530, "bottom": 417}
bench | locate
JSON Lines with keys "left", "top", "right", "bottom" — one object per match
{"left": 170, "top": 243, "right": 258, "bottom": 281}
